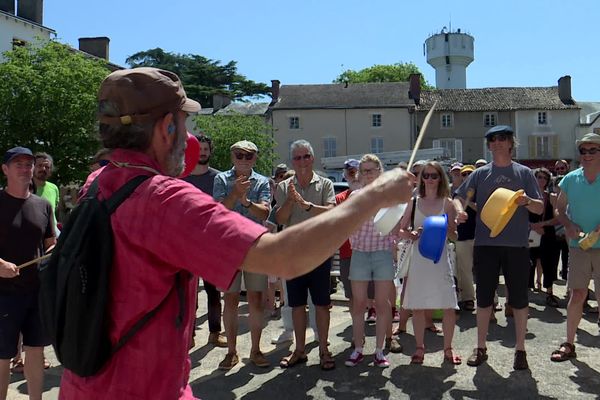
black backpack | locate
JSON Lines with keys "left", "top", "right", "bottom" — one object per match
{"left": 39, "top": 175, "right": 183, "bottom": 377}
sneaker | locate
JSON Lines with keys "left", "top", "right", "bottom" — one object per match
{"left": 374, "top": 352, "right": 390, "bottom": 368}
{"left": 250, "top": 350, "right": 270, "bottom": 368}
{"left": 208, "top": 332, "right": 228, "bottom": 348}
{"left": 271, "top": 330, "right": 294, "bottom": 345}
{"left": 218, "top": 352, "right": 239, "bottom": 371}
{"left": 392, "top": 307, "right": 400, "bottom": 323}
{"left": 386, "top": 337, "right": 403, "bottom": 354}
{"left": 366, "top": 307, "right": 377, "bottom": 323}
{"left": 345, "top": 350, "right": 364, "bottom": 367}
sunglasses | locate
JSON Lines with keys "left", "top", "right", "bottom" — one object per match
{"left": 292, "top": 154, "right": 312, "bottom": 161}
{"left": 555, "top": 166, "right": 567, "bottom": 171}
{"left": 422, "top": 172, "right": 440, "bottom": 180}
{"left": 579, "top": 147, "right": 600, "bottom": 155}
{"left": 98, "top": 159, "right": 110, "bottom": 167}
{"left": 488, "top": 134, "right": 509, "bottom": 143}
{"left": 461, "top": 172, "right": 472, "bottom": 177}
{"left": 234, "top": 152, "right": 255, "bottom": 160}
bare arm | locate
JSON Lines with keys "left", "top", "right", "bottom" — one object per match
{"left": 243, "top": 169, "right": 415, "bottom": 279}
{"left": 445, "top": 198, "right": 458, "bottom": 242}
{"left": 555, "top": 190, "right": 581, "bottom": 239}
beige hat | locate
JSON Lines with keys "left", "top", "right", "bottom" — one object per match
{"left": 230, "top": 140, "right": 258, "bottom": 153}
{"left": 475, "top": 159, "right": 488, "bottom": 166}
{"left": 576, "top": 133, "right": 600, "bottom": 147}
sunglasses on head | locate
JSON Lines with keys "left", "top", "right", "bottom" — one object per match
{"left": 579, "top": 147, "right": 600, "bottom": 155}
{"left": 488, "top": 134, "right": 509, "bottom": 143}
{"left": 234, "top": 152, "right": 255, "bottom": 160}
{"left": 292, "top": 154, "right": 312, "bottom": 161}
{"left": 422, "top": 172, "right": 439, "bottom": 180}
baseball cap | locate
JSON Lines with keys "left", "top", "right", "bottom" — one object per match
{"left": 460, "top": 165, "right": 475, "bottom": 174}
{"left": 230, "top": 140, "right": 258, "bottom": 153}
{"left": 576, "top": 133, "right": 600, "bottom": 148}
{"left": 344, "top": 159, "right": 359, "bottom": 169}
{"left": 475, "top": 158, "right": 488, "bottom": 166}
{"left": 274, "top": 163, "right": 288, "bottom": 175}
{"left": 98, "top": 67, "right": 201, "bottom": 126}
{"left": 450, "top": 162, "right": 463, "bottom": 172}
{"left": 485, "top": 125, "right": 514, "bottom": 139}
{"left": 3, "top": 146, "right": 34, "bottom": 164}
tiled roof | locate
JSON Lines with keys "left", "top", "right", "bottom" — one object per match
{"left": 215, "top": 102, "right": 269, "bottom": 115}
{"left": 419, "top": 87, "right": 580, "bottom": 111}
{"left": 272, "top": 82, "right": 413, "bottom": 110}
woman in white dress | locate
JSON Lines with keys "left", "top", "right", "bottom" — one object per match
{"left": 396, "top": 161, "right": 461, "bottom": 364}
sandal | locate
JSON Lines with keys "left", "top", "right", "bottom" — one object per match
{"left": 410, "top": 345, "right": 425, "bottom": 364}
{"left": 546, "top": 294, "right": 560, "bottom": 308}
{"left": 463, "top": 300, "right": 475, "bottom": 312}
{"left": 443, "top": 347, "right": 462, "bottom": 365}
{"left": 279, "top": 351, "right": 308, "bottom": 368}
{"left": 319, "top": 351, "right": 335, "bottom": 371}
{"left": 426, "top": 325, "right": 442, "bottom": 334}
{"left": 466, "top": 347, "right": 488, "bottom": 367}
{"left": 550, "top": 342, "right": 576, "bottom": 362}
{"left": 10, "top": 358, "right": 24, "bottom": 374}
{"left": 392, "top": 328, "right": 406, "bottom": 336}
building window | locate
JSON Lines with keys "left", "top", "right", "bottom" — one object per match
{"left": 528, "top": 135, "right": 558, "bottom": 159}
{"left": 372, "top": 114, "right": 382, "bottom": 127}
{"left": 12, "top": 38, "right": 27, "bottom": 49}
{"left": 537, "top": 111, "right": 548, "bottom": 125}
{"left": 433, "top": 138, "right": 463, "bottom": 161}
{"left": 371, "top": 137, "right": 384, "bottom": 153}
{"left": 323, "top": 137, "right": 336, "bottom": 158}
{"left": 483, "top": 113, "right": 497, "bottom": 127}
{"left": 289, "top": 116, "right": 299, "bottom": 129}
{"left": 441, "top": 113, "right": 453, "bottom": 128}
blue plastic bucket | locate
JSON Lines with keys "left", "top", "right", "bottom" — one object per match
{"left": 418, "top": 214, "right": 448, "bottom": 263}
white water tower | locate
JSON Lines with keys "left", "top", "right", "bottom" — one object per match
{"left": 425, "top": 28, "right": 474, "bottom": 89}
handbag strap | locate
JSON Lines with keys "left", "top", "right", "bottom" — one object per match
{"left": 409, "top": 196, "right": 417, "bottom": 230}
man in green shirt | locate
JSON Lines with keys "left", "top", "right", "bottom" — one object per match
{"left": 33, "top": 153, "right": 59, "bottom": 227}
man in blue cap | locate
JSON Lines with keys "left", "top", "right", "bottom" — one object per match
{"left": 0, "top": 146, "right": 56, "bottom": 400}
{"left": 454, "top": 125, "right": 543, "bottom": 370}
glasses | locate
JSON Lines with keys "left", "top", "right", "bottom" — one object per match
{"left": 360, "top": 167, "right": 380, "bottom": 175}
{"left": 555, "top": 166, "right": 567, "bottom": 171}
{"left": 461, "top": 172, "right": 472, "bottom": 177}
{"left": 98, "top": 159, "right": 110, "bottom": 167}
{"left": 292, "top": 154, "right": 312, "bottom": 161}
{"left": 579, "top": 147, "right": 600, "bottom": 155}
{"left": 422, "top": 172, "right": 440, "bottom": 180}
{"left": 488, "top": 134, "right": 509, "bottom": 143}
{"left": 234, "top": 152, "right": 255, "bottom": 160}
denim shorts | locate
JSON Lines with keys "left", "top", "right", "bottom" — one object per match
{"left": 0, "top": 292, "right": 50, "bottom": 359}
{"left": 349, "top": 250, "right": 395, "bottom": 281}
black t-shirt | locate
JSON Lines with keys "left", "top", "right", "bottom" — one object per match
{"left": 453, "top": 189, "right": 476, "bottom": 241}
{"left": 183, "top": 167, "right": 220, "bottom": 196}
{"left": 0, "top": 191, "right": 54, "bottom": 294}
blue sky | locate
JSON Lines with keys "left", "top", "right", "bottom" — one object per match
{"left": 45, "top": 0, "right": 599, "bottom": 101}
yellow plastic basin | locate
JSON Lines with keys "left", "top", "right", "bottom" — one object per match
{"left": 480, "top": 188, "right": 525, "bottom": 237}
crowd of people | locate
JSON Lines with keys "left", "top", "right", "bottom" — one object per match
{"left": 0, "top": 66, "right": 599, "bottom": 399}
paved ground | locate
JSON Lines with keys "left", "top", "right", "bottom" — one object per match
{"left": 7, "top": 278, "right": 600, "bottom": 399}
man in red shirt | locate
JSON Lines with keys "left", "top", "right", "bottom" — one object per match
{"left": 58, "top": 67, "right": 415, "bottom": 400}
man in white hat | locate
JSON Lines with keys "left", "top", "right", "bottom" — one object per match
{"left": 454, "top": 125, "right": 543, "bottom": 370}
{"left": 551, "top": 133, "right": 600, "bottom": 362}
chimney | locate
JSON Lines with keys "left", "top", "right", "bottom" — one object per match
{"left": 17, "top": 0, "right": 42, "bottom": 24}
{"left": 212, "top": 93, "right": 231, "bottom": 111}
{"left": 408, "top": 73, "right": 421, "bottom": 106}
{"left": 270, "top": 79, "right": 280, "bottom": 105}
{"left": 0, "top": 0, "right": 15, "bottom": 14}
{"left": 558, "top": 75, "right": 575, "bottom": 105}
{"left": 78, "top": 37, "right": 110, "bottom": 60}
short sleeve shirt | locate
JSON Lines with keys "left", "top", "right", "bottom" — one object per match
{"left": 559, "top": 167, "right": 600, "bottom": 249}
{"left": 182, "top": 167, "right": 220, "bottom": 196}
{"left": 456, "top": 162, "right": 542, "bottom": 247}
{"left": 274, "top": 172, "right": 335, "bottom": 227}
{"left": 59, "top": 149, "right": 267, "bottom": 400}
{"left": 212, "top": 168, "right": 272, "bottom": 223}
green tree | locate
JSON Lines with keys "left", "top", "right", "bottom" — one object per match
{"left": 126, "top": 48, "right": 270, "bottom": 108}
{"left": 194, "top": 115, "right": 275, "bottom": 176}
{"left": 334, "top": 62, "right": 433, "bottom": 89}
{"left": 0, "top": 40, "right": 109, "bottom": 185}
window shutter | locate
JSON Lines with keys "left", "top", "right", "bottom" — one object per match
{"left": 455, "top": 140, "right": 463, "bottom": 161}
{"left": 528, "top": 136, "right": 537, "bottom": 158}
{"left": 551, "top": 136, "right": 559, "bottom": 158}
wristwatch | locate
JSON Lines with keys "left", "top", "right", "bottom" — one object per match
{"left": 305, "top": 203, "right": 314, "bottom": 212}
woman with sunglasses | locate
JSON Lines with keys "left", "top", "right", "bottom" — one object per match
{"left": 346, "top": 154, "right": 399, "bottom": 368}
{"left": 528, "top": 168, "right": 561, "bottom": 306}
{"left": 397, "top": 161, "right": 461, "bottom": 365}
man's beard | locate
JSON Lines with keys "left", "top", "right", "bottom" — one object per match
{"left": 198, "top": 155, "right": 210, "bottom": 166}
{"left": 165, "top": 131, "right": 187, "bottom": 177}
{"left": 35, "top": 171, "right": 48, "bottom": 181}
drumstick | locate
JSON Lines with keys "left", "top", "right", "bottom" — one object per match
{"left": 407, "top": 100, "right": 438, "bottom": 171}
{"left": 16, "top": 244, "right": 55, "bottom": 270}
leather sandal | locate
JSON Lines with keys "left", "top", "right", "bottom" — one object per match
{"left": 410, "top": 345, "right": 425, "bottom": 364}
{"left": 10, "top": 358, "right": 24, "bottom": 374}
{"left": 443, "top": 347, "right": 462, "bottom": 365}
{"left": 280, "top": 351, "right": 308, "bottom": 368}
{"left": 319, "top": 351, "right": 335, "bottom": 371}
{"left": 466, "top": 347, "right": 488, "bottom": 367}
{"left": 550, "top": 342, "right": 576, "bottom": 362}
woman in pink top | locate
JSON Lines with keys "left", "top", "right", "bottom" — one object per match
{"left": 345, "top": 154, "right": 397, "bottom": 368}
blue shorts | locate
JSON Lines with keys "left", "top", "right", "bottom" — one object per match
{"left": 286, "top": 259, "right": 332, "bottom": 307}
{"left": 349, "top": 250, "right": 395, "bottom": 281}
{"left": 0, "top": 292, "right": 50, "bottom": 359}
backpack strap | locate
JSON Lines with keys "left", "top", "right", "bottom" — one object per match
{"left": 104, "top": 175, "right": 151, "bottom": 213}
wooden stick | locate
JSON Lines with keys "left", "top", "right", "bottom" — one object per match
{"left": 407, "top": 100, "right": 438, "bottom": 171}
{"left": 16, "top": 253, "right": 52, "bottom": 270}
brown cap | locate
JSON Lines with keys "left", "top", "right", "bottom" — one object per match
{"left": 98, "top": 67, "right": 201, "bottom": 125}
{"left": 230, "top": 140, "right": 258, "bottom": 153}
